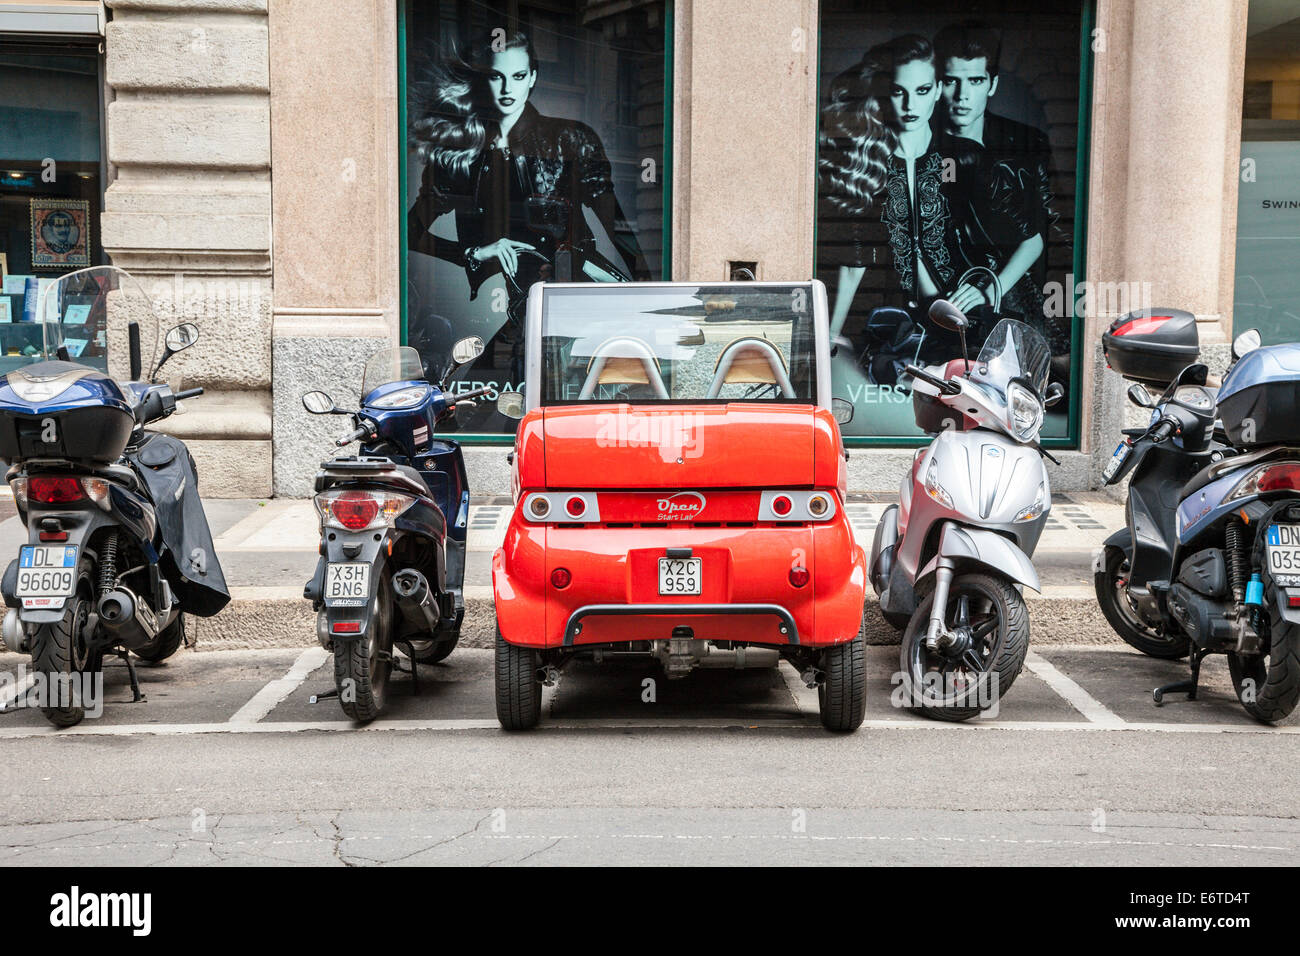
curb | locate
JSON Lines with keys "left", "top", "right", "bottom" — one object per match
{"left": 188, "top": 587, "right": 1121, "bottom": 651}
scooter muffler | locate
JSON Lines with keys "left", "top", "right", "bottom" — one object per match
{"left": 97, "top": 586, "right": 160, "bottom": 647}
{"left": 392, "top": 569, "right": 439, "bottom": 630}
{"left": 2, "top": 608, "right": 27, "bottom": 653}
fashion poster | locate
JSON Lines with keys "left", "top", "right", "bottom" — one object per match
{"left": 30, "top": 199, "right": 91, "bottom": 270}
{"left": 818, "top": 0, "right": 1084, "bottom": 439}
{"left": 404, "top": 1, "right": 668, "bottom": 433}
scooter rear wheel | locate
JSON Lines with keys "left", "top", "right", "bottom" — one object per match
{"left": 333, "top": 581, "right": 393, "bottom": 723}
{"left": 1094, "top": 546, "right": 1189, "bottom": 659}
{"left": 1228, "top": 572, "right": 1300, "bottom": 723}
{"left": 30, "top": 558, "right": 102, "bottom": 728}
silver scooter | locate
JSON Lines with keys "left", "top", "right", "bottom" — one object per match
{"left": 870, "top": 301, "right": 1064, "bottom": 720}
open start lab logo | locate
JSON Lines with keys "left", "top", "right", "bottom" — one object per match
{"left": 656, "top": 492, "right": 705, "bottom": 521}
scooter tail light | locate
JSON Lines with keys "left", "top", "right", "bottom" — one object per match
{"left": 9, "top": 476, "right": 27, "bottom": 508}
{"left": 28, "top": 476, "right": 85, "bottom": 504}
{"left": 315, "top": 489, "right": 414, "bottom": 531}
{"left": 1228, "top": 461, "right": 1300, "bottom": 501}
{"left": 81, "top": 477, "right": 110, "bottom": 508}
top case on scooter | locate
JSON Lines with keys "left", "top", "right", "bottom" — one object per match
{"left": 128, "top": 432, "right": 230, "bottom": 617}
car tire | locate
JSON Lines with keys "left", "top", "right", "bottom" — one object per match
{"left": 1094, "top": 546, "right": 1189, "bottom": 659}
{"left": 495, "top": 629, "right": 541, "bottom": 731}
{"left": 818, "top": 631, "right": 866, "bottom": 732}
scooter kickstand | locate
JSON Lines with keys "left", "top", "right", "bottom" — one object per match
{"left": 1153, "top": 649, "right": 1208, "bottom": 705}
{"left": 309, "top": 687, "right": 339, "bottom": 704}
{"left": 118, "top": 649, "right": 146, "bottom": 703}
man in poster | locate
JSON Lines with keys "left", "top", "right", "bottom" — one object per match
{"left": 932, "top": 22, "right": 1058, "bottom": 348}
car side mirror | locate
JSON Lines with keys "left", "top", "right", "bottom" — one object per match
{"left": 1232, "top": 329, "right": 1262, "bottom": 360}
{"left": 1044, "top": 382, "right": 1065, "bottom": 408}
{"left": 302, "top": 390, "right": 340, "bottom": 414}
{"left": 832, "top": 397, "right": 854, "bottom": 424}
{"left": 496, "top": 390, "right": 525, "bottom": 420}
{"left": 1127, "top": 383, "right": 1154, "bottom": 408}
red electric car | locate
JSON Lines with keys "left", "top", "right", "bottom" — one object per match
{"left": 492, "top": 281, "right": 867, "bottom": 731}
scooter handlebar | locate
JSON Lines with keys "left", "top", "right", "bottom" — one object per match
{"left": 175, "top": 387, "right": 204, "bottom": 401}
{"left": 452, "top": 386, "right": 493, "bottom": 403}
{"left": 336, "top": 423, "right": 372, "bottom": 447}
{"left": 903, "top": 364, "right": 961, "bottom": 395}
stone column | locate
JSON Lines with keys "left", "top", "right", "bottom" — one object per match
{"left": 267, "top": 0, "right": 398, "bottom": 497}
{"left": 100, "top": 0, "right": 274, "bottom": 497}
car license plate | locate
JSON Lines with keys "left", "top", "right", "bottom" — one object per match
{"left": 325, "top": 563, "right": 370, "bottom": 605}
{"left": 658, "top": 557, "right": 701, "bottom": 596}
{"left": 15, "top": 545, "right": 79, "bottom": 599}
{"left": 1266, "top": 525, "right": 1300, "bottom": 581}
{"left": 1103, "top": 441, "right": 1130, "bottom": 481}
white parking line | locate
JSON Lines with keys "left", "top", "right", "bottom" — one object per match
{"left": 0, "top": 715, "right": 1295, "bottom": 739}
{"left": 1024, "top": 650, "right": 1126, "bottom": 726}
{"left": 227, "top": 647, "right": 329, "bottom": 724}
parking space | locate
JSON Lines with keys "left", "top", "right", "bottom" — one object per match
{"left": 1, "top": 640, "right": 1292, "bottom": 736}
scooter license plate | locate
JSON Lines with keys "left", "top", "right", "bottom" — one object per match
{"left": 658, "top": 557, "right": 702, "bottom": 596}
{"left": 1265, "top": 525, "right": 1300, "bottom": 581}
{"left": 15, "top": 545, "right": 79, "bottom": 600}
{"left": 325, "top": 563, "right": 371, "bottom": 606}
{"left": 1103, "top": 441, "right": 1130, "bottom": 481}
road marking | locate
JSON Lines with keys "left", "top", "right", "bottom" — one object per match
{"left": 1024, "top": 650, "right": 1125, "bottom": 726}
{"left": 227, "top": 647, "right": 329, "bottom": 724}
{"left": 0, "top": 715, "right": 1295, "bottom": 739}
{"left": 0, "top": 672, "right": 35, "bottom": 713}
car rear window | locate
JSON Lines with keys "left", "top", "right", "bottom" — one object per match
{"left": 539, "top": 284, "right": 818, "bottom": 405}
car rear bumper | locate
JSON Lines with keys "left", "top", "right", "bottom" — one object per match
{"left": 493, "top": 518, "right": 866, "bottom": 649}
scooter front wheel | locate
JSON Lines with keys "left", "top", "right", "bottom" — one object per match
{"left": 899, "top": 572, "right": 1029, "bottom": 722}
{"left": 1094, "top": 546, "right": 1189, "bottom": 659}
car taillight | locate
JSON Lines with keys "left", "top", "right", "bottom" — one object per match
{"left": 315, "top": 489, "right": 414, "bottom": 532}
{"left": 771, "top": 495, "right": 792, "bottom": 516}
{"left": 788, "top": 566, "right": 810, "bottom": 588}
{"left": 1227, "top": 461, "right": 1300, "bottom": 501}
{"left": 551, "top": 567, "right": 571, "bottom": 589}
{"left": 29, "top": 476, "right": 84, "bottom": 504}
{"left": 565, "top": 496, "right": 586, "bottom": 518}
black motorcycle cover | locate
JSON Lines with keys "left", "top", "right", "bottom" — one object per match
{"left": 127, "top": 432, "right": 230, "bottom": 617}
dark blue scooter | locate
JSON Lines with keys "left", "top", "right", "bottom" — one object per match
{"left": 301, "top": 338, "right": 488, "bottom": 722}
{"left": 1097, "top": 325, "right": 1300, "bottom": 722}
{"left": 0, "top": 266, "right": 228, "bottom": 726}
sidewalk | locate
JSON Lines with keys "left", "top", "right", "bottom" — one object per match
{"left": 0, "top": 493, "right": 1126, "bottom": 650}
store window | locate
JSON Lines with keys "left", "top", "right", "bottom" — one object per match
{"left": 401, "top": 0, "right": 672, "bottom": 437}
{"left": 1233, "top": 4, "right": 1300, "bottom": 345}
{"left": 816, "top": 0, "right": 1091, "bottom": 444}
{"left": 0, "top": 32, "right": 106, "bottom": 371}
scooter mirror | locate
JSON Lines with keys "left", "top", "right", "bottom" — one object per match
{"left": 927, "top": 299, "right": 968, "bottom": 332}
{"left": 302, "top": 390, "right": 337, "bottom": 414}
{"left": 1044, "top": 382, "right": 1065, "bottom": 408}
{"left": 1127, "top": 383, "right": 1153, "bottom": 408}
{"left": 1232, "top": 328, "right": 1262, "bottom": 360}
{"left": 832, "top": 397, "right": 855, "bottom": 424}
{"left": 451, "top": 335, "right": 485, "bottom": 365}
{"left": 165, "top": 323, "right": 199, "bottom": 353}
{"left": 497, "top": 391, "right": 525, "bottom": 420}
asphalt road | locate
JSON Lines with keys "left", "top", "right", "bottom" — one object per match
{"left": 1, "top": 644, "right": 1296, "bottom": 866}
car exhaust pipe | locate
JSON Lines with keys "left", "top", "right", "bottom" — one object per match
{"left": 392, "top": 568, "right": 439, "bottom": 630}
{"left": 2, "top": 608, "right": 26, "bottom": 653}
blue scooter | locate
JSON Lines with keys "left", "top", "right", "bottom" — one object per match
{"left": 0, "top": 266, "right": 228, "bottom": 726}
{"left": 301, "top": 338, "right": 488, "bottom": 722}
{"left": 1097, "top": 320, "right": 1300, "bottom": 723}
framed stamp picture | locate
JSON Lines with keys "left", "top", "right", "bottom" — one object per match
{"left": 0, "top": 298, "right": 11, "bottom": 323}
{"left": 31, "top": 199, "right": 91, "bottom": 270}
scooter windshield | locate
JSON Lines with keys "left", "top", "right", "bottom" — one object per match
{"left": 971, "top": 319, "right": 1051, "bottom": 398}
{"left": 361, "top": 346, "right": 426, "bottom": 397}
{"left": 34, "top": 265, "right": 161, "bottom": 375}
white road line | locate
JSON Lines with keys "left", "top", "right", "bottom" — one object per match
{"left": 0, "top": 673, "right": 35, "bottom": 713}
{"left": 227, "top": 647, "right": 329, "bottom": 724}
{"left": 1024, "top": 649, "right": 1125, "bottom": 726}
{"left": 0, "top": 716, "right": 1295, "bottom": 739}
